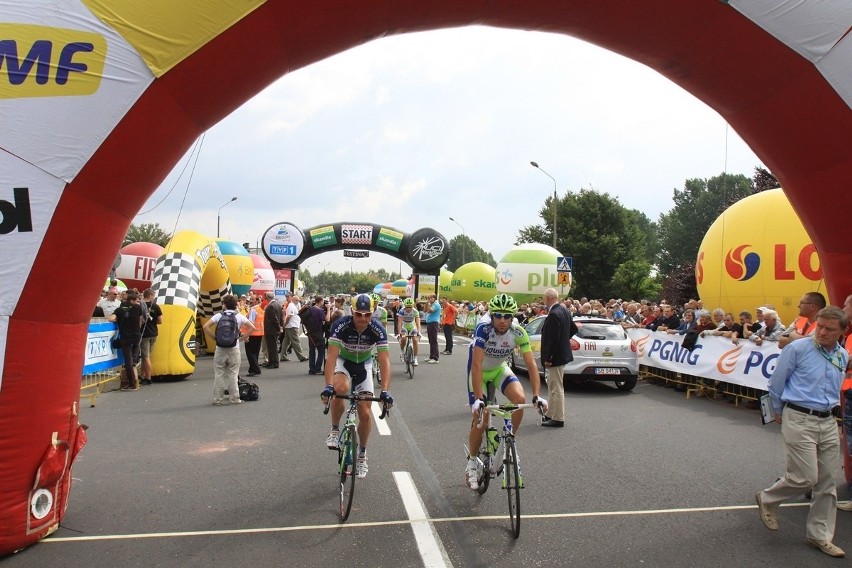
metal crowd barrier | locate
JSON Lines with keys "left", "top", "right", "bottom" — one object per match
{"left": 640, "top": 364, "right": 765, "bottom": 406}
{"left": 80, "top": 367, "right": 122, "bottom": 407}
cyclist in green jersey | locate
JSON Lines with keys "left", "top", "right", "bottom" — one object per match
{"left": 371, "top": 293, "right": 389, "bottom": 328}
{"left": 396, "top": 297, "right": 421, "bottom": 366}
{"left": 465, "top": 293, "right": 547, "bottom": 490}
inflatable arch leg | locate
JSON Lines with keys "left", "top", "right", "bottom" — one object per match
{"left": 150, "top": 231, "right": 249, "bottom": 378}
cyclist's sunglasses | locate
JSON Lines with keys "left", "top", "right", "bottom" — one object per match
{"left": 491, "top": 312, "right": 513, "bottom": 320}
{"left": 353, "top": 311, "right": 372, "bottom": 318}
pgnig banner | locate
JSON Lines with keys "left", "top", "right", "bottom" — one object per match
{"left": 626, "top": 329, "right": 777, "bottom": 391}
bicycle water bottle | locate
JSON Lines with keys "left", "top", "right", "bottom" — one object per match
{"left": 487, "top": 427, "right": 500, "bottom": 454}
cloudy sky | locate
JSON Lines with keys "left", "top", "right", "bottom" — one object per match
{"left": 136, "top": 26, "right": 763, "bottom": 276}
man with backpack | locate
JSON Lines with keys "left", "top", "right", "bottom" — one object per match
{"left": 203, "top": 294, "right": 255, "bottom": 405}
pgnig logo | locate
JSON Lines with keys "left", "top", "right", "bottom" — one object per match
{"left": 725, "top": 245, "right": 760, "bottom": 281}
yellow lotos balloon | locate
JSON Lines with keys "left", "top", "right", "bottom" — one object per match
{"left": 696, "top": 189, "right": 825, "bottom": 325}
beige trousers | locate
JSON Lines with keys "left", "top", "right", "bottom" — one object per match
{"left": 760, "top": 405, "right": 840, "bottom": 542}
{"left": 545, "top": 365, "right": 566, "bottom": 422}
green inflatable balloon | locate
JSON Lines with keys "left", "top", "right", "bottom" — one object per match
{"left": 439, "top": 268, "right": 453, "bottom": 297}
{"left": 448, "top": 262, "right": 497, "bottom": 303}
{"left": 496, "top": 243, "right": 570, "bottom": 303}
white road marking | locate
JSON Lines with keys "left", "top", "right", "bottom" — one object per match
{"left": 43, "top": 502, "right": 809, "bottom": 544}
{"left": 393, "top": 471, "right": 452, "bottom": 568}
{"left": 372, "top": 401, "right": 391, "bottom": 435}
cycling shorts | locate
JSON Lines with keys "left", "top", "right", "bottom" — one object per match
{"left": 332, "top": 356, "right": 374, "bottom": 395}
{"left": 467, "top": 362, "right": 519, "bottom": 406}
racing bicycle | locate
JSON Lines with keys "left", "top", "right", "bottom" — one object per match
{"left": 371, "top": 351, "right": 381, "bottom": 387}
{"left": 471, "top": 401, "right": 540, "bottom": 538}
{"left": 323, "top": 389, "right": 389, "bottom": 522}
{"left": 399, "top": 332, "right": 417, "bottom": 380}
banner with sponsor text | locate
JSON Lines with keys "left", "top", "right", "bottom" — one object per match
{"left": 626, "top": 329, "right": 778, "bottom": 390}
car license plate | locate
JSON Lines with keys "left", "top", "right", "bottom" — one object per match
{"left": 595, "top": 368, "right": 622, "bottom": 375}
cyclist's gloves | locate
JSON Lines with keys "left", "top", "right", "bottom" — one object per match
{"left": 380, "top": 390, "right": 394, "bottom": 408}
{"left": 470, "top": 398, "right": 485, "bottom": 416}
{"left": 321, "top": 384, "right": 335, "bottom": 402}
{"left": 532, "top": 395, "right": 548, "bottom": 414}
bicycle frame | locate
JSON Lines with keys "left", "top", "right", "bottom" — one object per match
{"left": 400, "top": 332, "right": 416, "bottom": 379}
{"left": 323, "top": 390, "right": 389, "bottom": 522}
{"left": 474, "top": 402, "right": 539, "bottom": 538}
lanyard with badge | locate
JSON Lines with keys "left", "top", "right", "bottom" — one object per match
{"left": 814, "top": 336, "right": 845, "bottom": 372}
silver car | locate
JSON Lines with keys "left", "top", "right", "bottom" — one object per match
{"left": 510, "top": 315, "right": 639, "bottom": 391}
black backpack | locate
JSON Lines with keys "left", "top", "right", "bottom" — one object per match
{"left": 238, "top": 377, "right": 260, "bottom": 401}
{"left": 215, "top": 311, "right": 240, "bottom": 348}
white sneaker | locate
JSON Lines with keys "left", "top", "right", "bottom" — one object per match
{"left": 356, "top": 456, "right": 368, "bottom": 479}
{"left": 427, "top": 359, "right": 438, "bottom": 364}
{"left": 326, "top": 429, "right": 340, "bottom": 450}
{"left": 399, "top": 353, "right": 404, "bottom": 362}
{"left": 465, "top": 458, "right": 479, "bottom": 490}
{"left": 413, "top": 357, "right": 419, "bottom": 366}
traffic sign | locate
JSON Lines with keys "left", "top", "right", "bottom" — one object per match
{"left": 556, "top": 256, "right": 573, "bottom": 272}
{"left": 557, "top": 272, "right": 571, "bottom": 285}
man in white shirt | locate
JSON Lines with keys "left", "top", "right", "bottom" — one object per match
{"left": 281, "top": 295, "right": 308, "bottom": 362}
{"left": 97, "top": 287, "right": 121, "bottom": 318}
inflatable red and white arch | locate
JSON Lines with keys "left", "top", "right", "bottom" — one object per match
{"left": 1, "top": 0, "right": 850, "bottom": 555}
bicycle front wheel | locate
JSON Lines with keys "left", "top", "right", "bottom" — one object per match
{"left": 338, "top": 425, "right": 358, "bottom": 522}
{"left": 476, "top": 438, "right": 490, "bottom": 495}
{"left": 406, "top": 347, "right": 414, "bottom": 380}
{"left": 503, "top": 435, "right": 521, "bottom": 538}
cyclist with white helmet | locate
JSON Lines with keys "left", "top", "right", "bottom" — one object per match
{"left": 371, "top": 293, "right": 389, "bottom": 329}
{"left": 321, "top": 293, "right": 393, "bottom": 479}
{"left": 396, "top": 297, "right": 421, "bottom": 366}
{"left": 464, "top": 293, "right": 547, "bottom": 490}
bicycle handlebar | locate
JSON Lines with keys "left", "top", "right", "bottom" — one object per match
{"left": 476, "top": 402, "right": 543, "bottom": 427}
{"left": 323, "top": 392, "right": 390, "bottom": 419}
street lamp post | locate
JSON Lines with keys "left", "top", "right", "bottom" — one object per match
{"left": 216, "top": 196, "right": 237, "bottom": 238}
{"left": 530, "top": 161, "right": 558, "bottom": 249}
{"left": 448, "top": 216, "right": 466, "bottom": 265}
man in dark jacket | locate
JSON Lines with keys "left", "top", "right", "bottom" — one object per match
{"left": 539, "top": 288, "right": 578, "bottom": 428}
{"left": 110, "top": 291, "right": 145, "bottom": 390}
{"left": 263, "top": 292, "right": 283, "bottom": 368}
{"left": 301, "top": 296, "right": 328, "bottom": 375}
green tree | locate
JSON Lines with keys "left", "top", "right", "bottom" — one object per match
{"left": 123, "top": 222, "right": 172, "bottom": 247}
{"left": 659, "top": 262, "right": 699, "bottom": 308}
{"left": 517, "top": 188, "right": 649, "bottom": 299}
{"left": 610, "top": 260, "right": 661, "bottom": 301}
{"left": 656, "top": 173, "right": 753, "bottom": 276}
{"left": 625, "top": 209, "right": 659, "bottom": 262}
{"left": 447, "top": 235, "right": 496, "bottom": 271}
{"left": 753, "top": 166, "right": 780, "bottom": 192}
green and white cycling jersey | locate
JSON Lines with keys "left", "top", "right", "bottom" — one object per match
{"left": 469, "top": 321, "right": 532, "bottom": 373}
{"left": 397, "top": 307, "right": 420, "bottom": 333}
{"left": 372, "top": 305, "right": 388, "bottom": 325}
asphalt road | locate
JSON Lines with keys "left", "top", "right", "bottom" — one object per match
{"left": 5, "top": 333, "right": 848, "bottom": 567}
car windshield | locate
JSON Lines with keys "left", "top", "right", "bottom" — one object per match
{"left": 524, "top": 317, "right": 545, "bottom": 335}
{"left": 575, "top": 322, "right": 626, "bottom": 341}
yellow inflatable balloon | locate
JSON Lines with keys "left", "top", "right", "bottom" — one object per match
{"left": 696, "top": 188, "right": 825, "bottom": 324}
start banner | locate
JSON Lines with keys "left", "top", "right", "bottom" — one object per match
{"left": 626, "top": 329, "right": 778, "bottom": 391}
